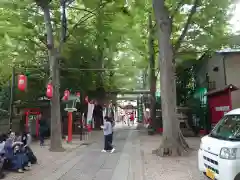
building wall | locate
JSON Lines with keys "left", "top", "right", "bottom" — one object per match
{"left": 197, "top": 53, "right": 226, "bottom": 89}
{"left": 196, "top": 58, "right": 208, "bottom": 86}
{"left": 208, "top": 92, "right": 231, "bottom": 126}
{"left": 225, "top": 53, "right": 240, "bottom": 109}
{"left": 0, "top": 118, "right": 21, "bottom": 134}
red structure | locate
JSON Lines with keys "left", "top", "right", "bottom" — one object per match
{"left": 67, "top": 111, "right": 73, "bottom": 142}
{"left": 25, "top": 108, "right": 41, "bottom": 137}
{"left": 76, "top": 92, "right": 80, "bottom": 97}
{"left": 46, "top": 83, "right": 53, "bottom": 98}
{"left": 206, "top": 84, "right": 238, "bottom": 131}
{"left": 62, "top": 92, "right": 79, "bottom": 143}
{"left": 18, "top": 74, "right": 27, "bottom": 91}
{"left": 63, "top": 90, "right": 70, "bottom": 101}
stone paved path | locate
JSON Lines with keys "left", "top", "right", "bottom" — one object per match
{"left": 3, "top": 124, "right": 207, "bottom": 180}
{"left": 60, "top": 128, "right": 131, "bottom": 180}
{"left": 3, "top": 131, "right": 103, "bottom": 180}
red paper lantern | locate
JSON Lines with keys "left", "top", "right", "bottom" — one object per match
{"left": 85, "top": 96, "right": 89, "bottom": 103}
{"left": 76, "top": 92, "right": 80, "bottom": 97}
{"left": 46, "top": 83, "right": 53, "bottom": 98}
{"left": 63, "top": 90, "right": 70, "bottom": 100}
{"left": 18, "top": 74, "right": 27, "bottom": 91}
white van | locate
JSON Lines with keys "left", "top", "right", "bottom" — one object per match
{"left": 198, "top": 108, "right": 240, "bottom": 180}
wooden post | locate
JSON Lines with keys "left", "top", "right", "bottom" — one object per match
{"left": 8, "top": 66, "right": 15, "bottom": 132}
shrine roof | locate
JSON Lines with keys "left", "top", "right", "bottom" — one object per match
{"left": 205, "top": 84, "right": 239, "bottom": 96}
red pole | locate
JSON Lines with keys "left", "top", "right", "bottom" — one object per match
{"left": 68, "top": 112, "right": 73, "bottom": 143}
{"left": 228, "top": 89, "right": 232, "bottom": 111}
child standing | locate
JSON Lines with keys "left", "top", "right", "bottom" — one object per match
{"left": 101, "top": 117, "right": 115, "bottom": 153}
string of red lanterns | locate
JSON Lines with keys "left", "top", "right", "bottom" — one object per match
{"left": 17, "top": 74, "right": 82, "bottom": 101}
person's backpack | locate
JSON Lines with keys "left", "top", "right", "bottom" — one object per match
{"left": 0, "top": 156, "right": 5, "bottom": 179}
{"left": 25, "top": 147, "right": 37, "bottom": 164}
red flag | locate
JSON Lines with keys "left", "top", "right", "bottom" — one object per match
{"left": 87, "top": 124, "right": 92, "bottom": 132}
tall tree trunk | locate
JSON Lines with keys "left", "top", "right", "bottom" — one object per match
{"left": 42, "top": 5, "right": 64, "bottom": 152}
{"left": 96, "top": 0, "right": 104, "bottom": 89}
{"left": 148, "top": 13, "right": 156, "bottom": 129}
{"left": 152, "top": 0, "right": 189, "bottom": 156}
{"left": 142, "top": 70, "right": 147, "bottom": 89}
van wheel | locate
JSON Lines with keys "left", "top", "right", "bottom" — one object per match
{"left": 234, "top": 173, "right": 240, "bottom": 180}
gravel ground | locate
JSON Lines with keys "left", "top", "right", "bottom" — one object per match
{"left": 138, "top": 133, "right": 207, "bottom": 180}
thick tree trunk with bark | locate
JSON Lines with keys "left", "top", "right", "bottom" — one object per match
{"left": 42, "top": 5, "right": 64, "bottom": 152}
{"left": 152, "top": 0, "right": 189, "bottom": 156}
{"left": 96, "top": 0, "right": 104, "bottom": 88}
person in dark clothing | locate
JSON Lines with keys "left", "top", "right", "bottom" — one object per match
{"left": 4, "top": 132, "right": 30, "bottom": 173}
{"left": 93, "top": 104, "right": 103, "bottom": 129}
{"left": 39, "top": 120, "right": 47, "bottom": 146}
{"left": 20, "top": 131, "right": 37, "bottom": 164}
{"left": 0, "top": 157, "right": 4, "bottom": 179}
{"left": 21, "top": 131, "right": 28, "bottom": 146}
{"left": 0, "top": 134, "right": 5, "bottom": 179}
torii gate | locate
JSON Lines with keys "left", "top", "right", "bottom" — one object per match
{"left": 108, "top": 89, "right": 151, "bottom": 95}
{"left": 105, "top": 89, "right": 151, "bottom": 124}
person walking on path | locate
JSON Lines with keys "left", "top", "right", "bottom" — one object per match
{"left": 110, "top": 117, "right": 115, "bottom": 146}
{"left": 130, "top": 112, "right": 134, "bottom": 126}
{"left": 101, "top": 116, "right": 115, "bottom": 153}
{"left": 39, "top": 118, "right": 47, "bottom": 146}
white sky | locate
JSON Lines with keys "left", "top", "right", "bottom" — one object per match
{"left": 231, "top": 2, "right": 240, "bottom": 33}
